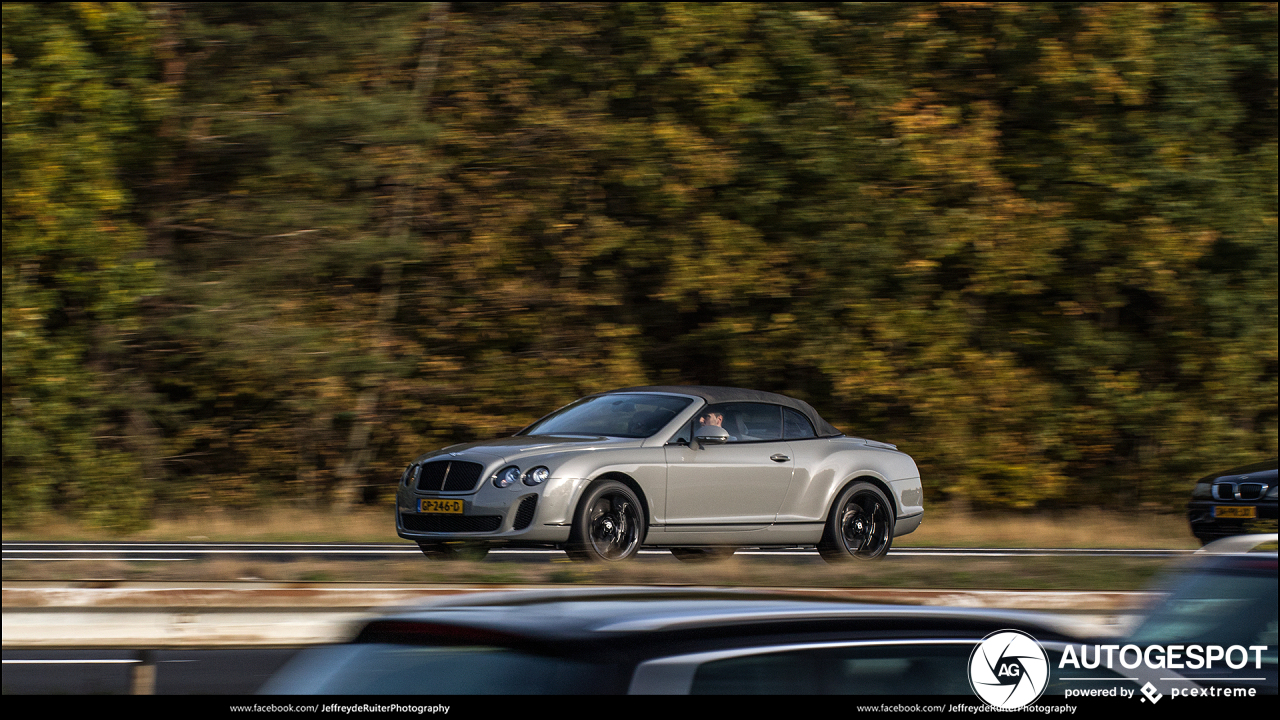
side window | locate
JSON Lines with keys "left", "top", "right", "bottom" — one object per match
{"left": 783, "top": 408, "right": 816, "bottom": 440}
{"left": 690, "top": 651, "right": 818, "bottom": 694}
{"left": 690, "top": 643, "right": 976, "bottom": 695}
{"left": 650, "top": 642, "right": 1146, "bottom": 696}
{"left": 695, "top": 403, "right": 783, "bottom": 443}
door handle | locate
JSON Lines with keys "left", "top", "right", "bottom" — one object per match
{"left": 770, "top": 454, "right": 790, "bottom": 463}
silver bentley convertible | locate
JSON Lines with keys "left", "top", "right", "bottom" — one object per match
{"left": 395, "top": 386, "right": 924, "bottom": 562}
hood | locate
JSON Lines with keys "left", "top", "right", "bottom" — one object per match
{"left": 1200, "top": 459, "right": 1278, "bottom": 483}
{"left": 418, "top": 434, "right": 639, "bottom": 464}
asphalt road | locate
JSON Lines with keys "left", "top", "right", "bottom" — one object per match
{"left": 2, "top": 647, "right": 298, "bottom": 695}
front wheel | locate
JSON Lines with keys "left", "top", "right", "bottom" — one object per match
{"left": 818, "top": 482, "right": 895, "bottom": 562}
{"left": 567, "top": 481, "right": 645, "bottom": 562}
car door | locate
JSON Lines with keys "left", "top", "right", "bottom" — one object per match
{"left": 663, "top": 403, "right": 794, "bottom": 527}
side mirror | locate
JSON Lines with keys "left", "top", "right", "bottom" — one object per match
{"left": 694, "top": 425, "right": 730, "bottom": 446}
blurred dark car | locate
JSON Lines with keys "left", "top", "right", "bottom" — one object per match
{"left": 1187, "top": 459, "right": 1278, "bottom": 545}
{"left": 1124, "top": 534, "right": 1278, "bottom": 695}
{"left": 260, "top": 588, "right": 1150, "bottom": 695}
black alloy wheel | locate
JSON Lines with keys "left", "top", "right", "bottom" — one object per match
{"left": 567, "top": 481, "right": 644, "bottom": 561}
{"left": 818, "top": 481, "right": 895, "bottom": 562}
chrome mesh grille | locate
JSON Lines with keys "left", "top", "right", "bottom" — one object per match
{"left": 415, "top": 461, "right": 485, "bottom": 492}
{"left": 401, "top": 514, "right": 501, "bottom": 533}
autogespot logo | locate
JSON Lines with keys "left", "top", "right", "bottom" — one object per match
{"left": 969, "top": 630, "right": 1050, "bottom": 709}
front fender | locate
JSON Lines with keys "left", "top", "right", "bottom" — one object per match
{"left": 538, "top": 451, "right": 668, "bottom": 526}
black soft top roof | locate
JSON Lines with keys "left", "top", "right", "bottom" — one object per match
{"left": 603, "top": 385, "right": 842, "bottom": 438}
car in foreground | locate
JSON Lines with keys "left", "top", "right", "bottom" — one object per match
{"left": 260, "top": 588, "right": 1138, "bottom": 695}
{"left": 1123, "top": 534, "right": 1277, "bottom": 695}
{"left": 1187, "top": 459, "right": 1277, "bottom": 545}
{"left": 395, "top": 386, "right": 924, "bottom": 562}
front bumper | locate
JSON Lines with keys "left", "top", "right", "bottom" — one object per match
{"left": 396, "top": 475, "right": 576, "bottom": 545}
{"left": 1187, "top": 501, "right": 1278, "bottom": 543}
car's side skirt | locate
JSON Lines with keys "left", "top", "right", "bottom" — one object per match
{"left": 645, "top": 522, "right": 825, "bottom": 545}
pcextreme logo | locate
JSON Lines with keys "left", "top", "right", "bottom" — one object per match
{"left": 969, "top": 630, "right": 1050, "bottom": 709}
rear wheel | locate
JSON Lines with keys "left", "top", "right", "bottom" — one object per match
{"left": 567, "top": 481, "right": 644, "bottom": 562}
{"left": 417, "top": 541, "right": 490, "bottom": 561}
{"left": 818, "top": 482, "right": 894, "bottom": 562}
{"left": 670, "top": 547, "right": 736, "bottom": 563}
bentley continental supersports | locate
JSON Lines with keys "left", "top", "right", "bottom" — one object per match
{"left": 395, "top": 386, "right": 924, "bottom": 562}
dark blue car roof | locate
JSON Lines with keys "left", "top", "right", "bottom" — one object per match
{"left": 355, "top": 587, "right": 1083, "bottom": 645}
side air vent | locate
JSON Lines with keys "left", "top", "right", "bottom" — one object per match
{"left": 513, "top": 496, "right": 538, "bottom": 530}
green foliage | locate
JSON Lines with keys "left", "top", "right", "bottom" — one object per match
{"left": 3, "top": 2, "right": 1275, "bottom": 527}
{"left": 3, "top": 2, "right": 164, "bottom": 530}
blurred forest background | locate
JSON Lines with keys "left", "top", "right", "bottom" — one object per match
{"left": 4, "top": 2, "right": 1276, "bottom": 531}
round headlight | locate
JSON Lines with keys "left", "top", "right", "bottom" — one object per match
{"left": 492, "top": 466, "right": 521, "bottom": 488}
{"left": 523, "top": 466, "right": 550, "bottom": 485}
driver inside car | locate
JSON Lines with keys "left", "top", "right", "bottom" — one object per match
{"left": 696, "top": 409, "right": 737, "bottom": 442}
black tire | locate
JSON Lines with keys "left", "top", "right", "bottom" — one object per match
{"left": 417, "top": 541, "right": 490, "bottom": 561}
{"left": 566, "top": 481, "right": 645, "bottom": 562}
{"left": 818, "top": 482, "right": 895, "bottom": 562}
{"left": 670, "top": 547, "right": 736, "bottom": 563}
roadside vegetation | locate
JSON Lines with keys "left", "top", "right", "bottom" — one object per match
{"left": 4, "top": 4, "right": 1276, "bottom": 533}
{"left": 0, "top": 505, "right": 1201, "bottom": 590}
{"left": 3, "top": 555, "right": 1177, "bottom": 594}
{"left": 1, "top": 504, "right": 1197, "bottom": 549}
{"left": 1, "top": 551, "right": 1177, "bottom": 593}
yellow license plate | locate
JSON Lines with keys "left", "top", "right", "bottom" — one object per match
{"left": 419, "top": 498, "right": 463, "bottom": 514}
{"left": 1214, "top": 506, "right": 1256, "bottom": 519}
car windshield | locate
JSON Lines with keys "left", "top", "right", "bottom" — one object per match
{"left": 260, "top": 643, "right": 628, "bottom": 694}
{"left": 521, "top": 394, "right": 693, "bottom": 438}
